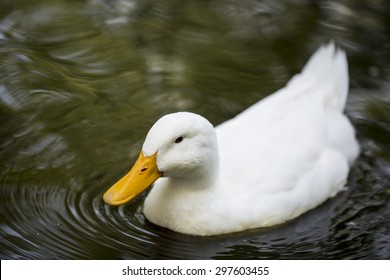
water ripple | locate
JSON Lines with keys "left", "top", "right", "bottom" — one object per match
{"left": 1, "top": 0, "right": 390, "bottom": 260}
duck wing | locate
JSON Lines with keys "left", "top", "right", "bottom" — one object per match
{"left": 215, "top": 43, "right": 359, "bottom": 224}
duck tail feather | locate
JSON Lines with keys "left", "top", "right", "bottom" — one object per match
{"left": 289, "top": 42, "right": 349, "bottom": 112}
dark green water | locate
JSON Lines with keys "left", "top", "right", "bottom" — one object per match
{"left": 0, "top": 0, "right": 389, "bottom": 259}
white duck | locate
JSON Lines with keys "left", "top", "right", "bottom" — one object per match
{"left": 103, "top": 43, "right": 359, "bottom": 236}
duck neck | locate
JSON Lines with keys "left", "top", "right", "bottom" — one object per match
{"left": 168, "top": 148, "right": 219, "bottom": 190}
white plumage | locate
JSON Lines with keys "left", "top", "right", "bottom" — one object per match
{"left": 106, "top": 43, "right": 359, "bottom": 236}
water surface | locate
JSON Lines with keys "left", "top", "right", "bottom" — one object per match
{"left": 0, "top": 0, "right": 389, "bottom": 259}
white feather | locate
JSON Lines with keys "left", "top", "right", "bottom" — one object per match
{"left": 142, "top": 43, "right": 359, "bottom": 236}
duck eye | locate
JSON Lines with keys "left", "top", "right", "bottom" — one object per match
{"left": 175, "top": 136, "right": 184, "bottom": 144}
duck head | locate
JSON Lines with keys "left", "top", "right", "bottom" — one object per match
{"left": 103, "top": 112, "right": 218, "bottom": 206}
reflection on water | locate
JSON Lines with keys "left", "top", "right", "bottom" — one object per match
{"left": 0, "top": 0, "right": 389, "bottom": 259}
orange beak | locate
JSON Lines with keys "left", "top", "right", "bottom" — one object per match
{"left": 103, "top": 152, "right": 162, "bottom": 206}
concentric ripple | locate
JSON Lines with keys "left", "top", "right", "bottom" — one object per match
{"left": 2, "top": 138, "right": 389, "bottom": 259}
{"left": 1, "top": 0, "right": 390, "bottom": 259}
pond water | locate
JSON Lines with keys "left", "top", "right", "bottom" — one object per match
{"left": 0, "top": 0, "right": 389, "bottom": 259}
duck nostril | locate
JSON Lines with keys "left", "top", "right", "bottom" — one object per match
{"left": 140, "top": 167, "right": 148, "bottom": 173}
